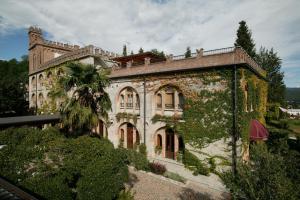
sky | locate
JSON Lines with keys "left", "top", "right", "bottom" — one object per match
{"left": 0, "top": 0, "right": 299, "bottom": 87}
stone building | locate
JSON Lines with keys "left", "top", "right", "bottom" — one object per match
{"left": 28, "top": 27, "right": 267, "bottom": 168}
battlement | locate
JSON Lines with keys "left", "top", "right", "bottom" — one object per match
{"left": 43, "top": 39, "right": 80, "bottom": 50}
{"left": 28, "top": 26, "right": 42, "bottom": 34}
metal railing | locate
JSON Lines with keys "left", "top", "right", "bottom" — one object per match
{"left": 165, "top": 104, "right": 174, "bottom": 109}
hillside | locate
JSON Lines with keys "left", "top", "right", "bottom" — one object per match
{"left": 286, "top": 88, "right": 300, "bottom": 103}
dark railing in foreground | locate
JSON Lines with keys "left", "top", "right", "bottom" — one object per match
{"left": 0, "top": 176, "right": 39, "bottom": 200}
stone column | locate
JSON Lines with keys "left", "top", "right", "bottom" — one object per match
{"left": 124, "top": 125, "right": 128, "bottom": 148}
{"left": 161, "top": 90, "right": 165, "bottom": 115}
{"left": 174, "top": 90, "right": 179, "bottom": 110}
{"left": 162, "top": 131, "right": 166, "bottom": 158}
{"left": 133, "top": 127, "right": 136, "bottom": 147}
{"left": 174, "top": 134, "right": 179, "bottom": 159}
{"left": 144, "top": 57, "right": 151, "bottom": 66}
{"left": 133, "top": 91, "right": 136, "bottom": 111}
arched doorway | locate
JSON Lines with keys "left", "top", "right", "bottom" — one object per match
{"left": 118, "top": 122, "right": 140, "bottom": 149}
{"left": 154, "top": 127, "right": 182, "bottom": 160}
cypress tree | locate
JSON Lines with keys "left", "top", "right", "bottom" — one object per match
{"left": 185, "top": 47, "right": 191, "bottom": 58}
{"left": 234, "top": 21, "right": 256, "bottom": 58}
{"left": 139, "top": 48, "right": 144, "bottom": 54}
{"left": 122, "top": 45, "right": 127, "bottom": 56}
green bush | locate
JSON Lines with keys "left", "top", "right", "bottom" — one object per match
{"left": 0, "top": 127, "right": 129, "bottom": 200}
{"left": 117, "top": 189, "right": 135, "bottom": 200}
{"left": 117, "top": 148, "right": 149, "bottom": 171}
{"left": 138, "top": 143, "right": 147, "bottom": 156}
{"left": 182, "top": 150, "right": 209, "bottom": 176}
{"left": 163, "top": 171, "right": 186, "bottom": 183}
{"left": 77, "top": 158, "right": 128, "bottom": 200}
{"left": 222, "top": 143, "right": 297, "bottom": 200}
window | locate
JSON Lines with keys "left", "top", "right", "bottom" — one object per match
{"left": 127, "top": 93, "right": 133, "bottom": 108}
{"left": 165, "top": 92, "right": 174, "bottom": 109}
{"left": 47, "top": 71, "right": 53, "bottom": 85}
{"left": 38, "top": 93, "right": 44, "bottom": 106}
{"left": 156, "top": 93, "right": 162, "bottom": 109}
{"left": 178, "top": 93, "right": 184, "bottom": 109}
{"left": 32, "top": 93, "right": 36, "bottom": 104}
{"left": 135, "top": 94, "right": 140, "bottom": 109}
{"left": 39, "top": 74, "right": 44, "bottom": 87}
{"left": 32, "top": 76, "right": 36, "bottom": 87}
{"left": 245, "top": 84, "right": 248, "bottom": 112}
{"left": 120, "top": 94, "right": 125, "bottom": 108}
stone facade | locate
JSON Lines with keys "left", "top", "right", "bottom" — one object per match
{"left": 28, "top": 27, "right": 266, "bottom": 164}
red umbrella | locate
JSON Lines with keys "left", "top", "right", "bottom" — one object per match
{"left": 250, "top": 119, "right": 269, "bottom": 141}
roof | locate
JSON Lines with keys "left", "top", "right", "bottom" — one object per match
{"left": 30, "top": 46, "right": 266, "bottom": 79}
{"left": 0, "top": 114, "right": 60, "bottom": 128}
{"left": 109, "top": 47, "right": 266, "bottom": 79}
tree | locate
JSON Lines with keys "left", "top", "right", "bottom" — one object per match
{"left": 185, "top": 47, "right": 191, "bottom": 58}
{"left": 50, "top": 62, "right": 111, "bottom": 134}
{"left": 256, "top": 47, "right": 286, "bottom": 104}
{"left": 139, "top": 48, "right": 144, "bottom": 54}
{"left": 234, "top": 20, "right": 256, "bottom": 58}
{"left": 0, "top": 56, "right": 30, "bottom": 117}
{"left": 151, "top": 49, "right": 166, "bottom": 59}
{"left": 123, "top": 45, "right": 127, "bottom": 56}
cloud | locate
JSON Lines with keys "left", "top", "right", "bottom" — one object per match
{"left": 0, "top": 0, "right": 299, "bottom": 85}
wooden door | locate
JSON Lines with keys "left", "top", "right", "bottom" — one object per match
{"left": 166, "top": 130, "right": 175, "bottom": 159}
{"left": 127, "top": 125, "right": 133, "bottom": 149}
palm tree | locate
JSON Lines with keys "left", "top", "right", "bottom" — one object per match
{"left": 50, "top": 62, "right": 111, "bottom": 135}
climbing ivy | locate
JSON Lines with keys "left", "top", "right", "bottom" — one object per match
{"left": 116, "top": 112, "right": 138, "bottom": 125}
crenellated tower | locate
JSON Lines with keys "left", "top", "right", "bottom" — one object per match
{"left": 28, "top": 26, "right": 80, "bottom": 73}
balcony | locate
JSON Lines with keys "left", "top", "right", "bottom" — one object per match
{"left": 165, "top": 104, "right": 174, "bottom": 109}
{"left": 126, "top": 103, "right": 133, "bottom": 108}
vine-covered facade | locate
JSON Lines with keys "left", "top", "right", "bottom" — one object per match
{"left": 28, "top": 26, "right": 267, "bottom": 172}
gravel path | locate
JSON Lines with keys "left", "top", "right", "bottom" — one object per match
{"left": 126, "top": 167, "right": 230, "bottom": 200}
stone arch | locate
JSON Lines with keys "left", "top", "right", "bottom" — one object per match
{"left": 31, "top": 76, "right": 36, "bottom": 88}
{"left": 153, "top": 127, "right": 182, "bottom": 160}
{"left": 38, "top": 93, "right": 44, "bottom": 106}
{"left": 47, "top": 71, "right": 53, "bottom": 85}
{"left": 117, "top": 86, "right": 140, "bottom": 113}
{"left": 154, "top": 84, "right": 184, "bottom": 113}
{"left": 31, "top": 93, "right": 36, "bottom": 105}
{"left": 38, "top": 74, "right": 44, "bottom": 87}
{"left": 118, "top": 122, "right": 140, "bottom": 149}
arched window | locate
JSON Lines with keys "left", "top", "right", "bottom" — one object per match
{"left": 156, "top": 93, "right": 162, "bottom": 109}
{"left": 38, "top": 93, "right": 44, "bottom": 106}
{"left": 38, "top": 74, "right": 44, "bottom": 87}
{"left": 120, "top": 94, "right": 125, "bottom": 108}
{"left": 47, "top": 71, "right": 53, "bottom": 85}
{"left": 118, "top": 87, "right": 139, "bottom": 110}
{"left": 57, "top": 68, "right": 63, "bottom": 76}
{"left": 31, "top": 76, "right": 36, "bottom": 88}
{"left": 245, "top": 84, "right": 248, "bottom": 112}
{"left": 31, "top": 93, "right": 36, "bottom": 104}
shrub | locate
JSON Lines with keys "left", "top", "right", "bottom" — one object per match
{"left": 77, "top": 158, "right": 128, "bottom": 200}
{"left": 117, "top": 189, "right": 135, "bottom": 200}
{"left": 222, "top": 143, "right": 297, "bottom": 200}
{"left": 117, "top": 148, "right": 149, "bottom": 171}
{"left": 0, "top": 127, "right": 129, "bottom": 200}
{"left": 138, "top": 143, "right": 147, "bottom": 156}
{"left": 163, "top": 171, "right": 186, "bottom": 183}
{"left": 182, "top": 150, "right": 209, "bottom": 176}
{"left": 149, "top": 162, "right": 166, "bottom": 175}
